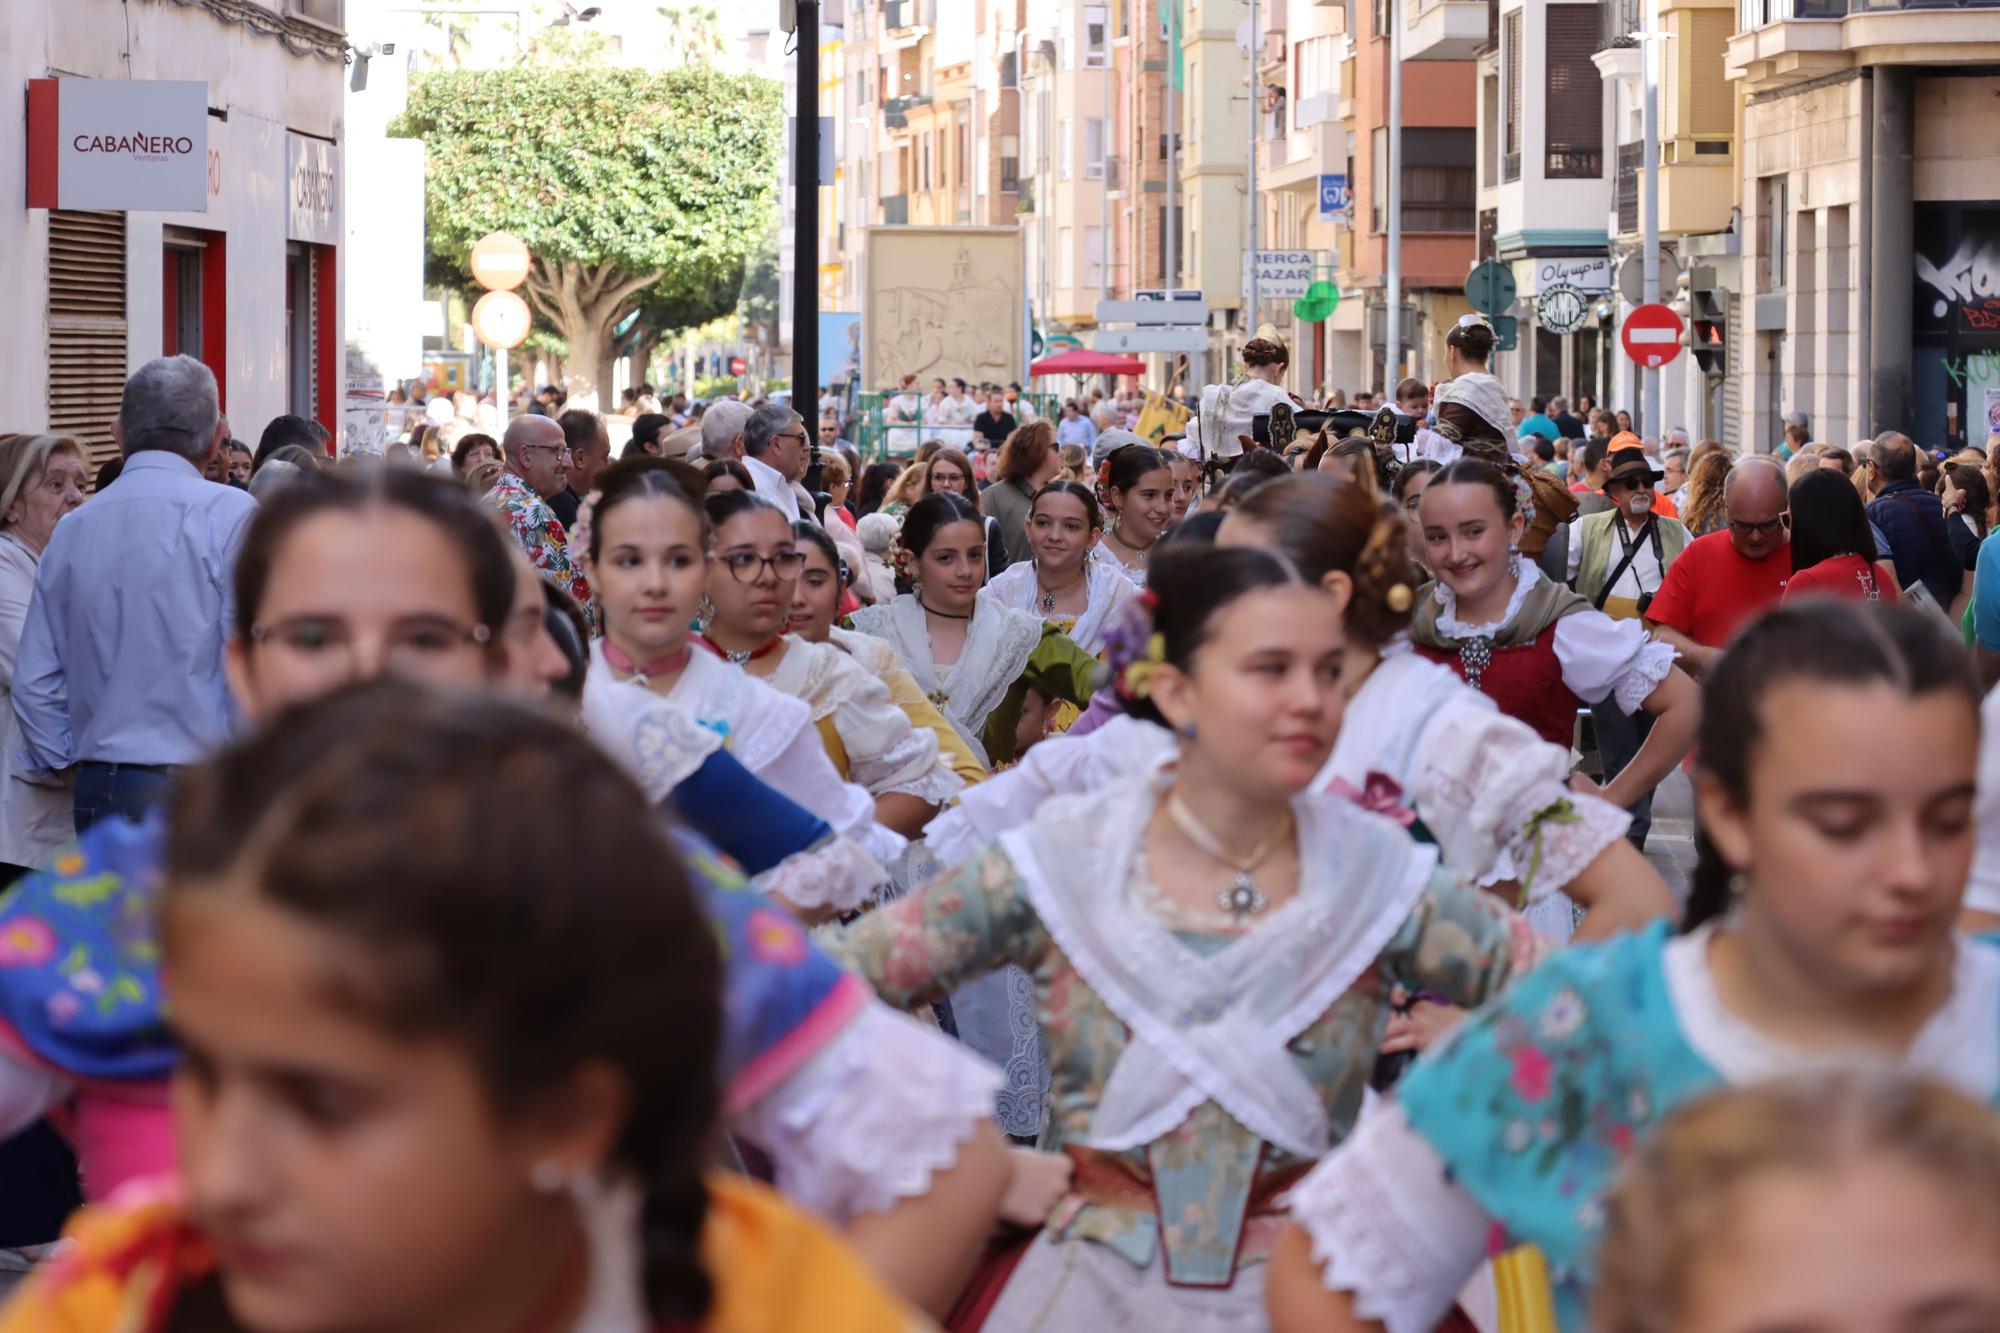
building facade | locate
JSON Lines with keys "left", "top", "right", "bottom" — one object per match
{"left": 0, "top": 0, "right": 347, "bottom": 471}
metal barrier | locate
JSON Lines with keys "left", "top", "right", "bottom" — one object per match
{"left": 843, "top": 392, "right": 1063, "bottom": 462}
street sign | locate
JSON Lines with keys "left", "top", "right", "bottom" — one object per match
{"left": 1537, "top": 283, "right": 1590, "bottom": 336}
{"left": 1246, "top": 250, "right": 1320, "bottom": 300}
{"left": 1622, "top": 302, "right": 1685, "bottom": 367}
{"left": 1530, "top": 255, "right": 1611, "bottom": 295}
{"left": 1096, "top": 299, "right": 1210, "bottom": 326}
{"left": 471, "top": 290, "right": 531, "bottom": 350}
{"left": 1617, "top": 252, "right": 1682, "bottom": 305}
{"left": 470, "top": 232, "right": 531, "bottom": 291}
{"left": 1317, "top": 174, "right": 1349, "bottom": 222}
{"left": 1135, "top": 288, "right": 1204, "bottom": 303}
{"left": 1464, "top": 260, "right": 1517, "bottom": 316}
{"left": 729, "top": 355, "right": 748, "bottom": 375}
{"left": 1094, "top": 328, "right": 1210, "bottom": 354}
{"left": 1494, "top": 315, "right": 1520, "bottom": 353}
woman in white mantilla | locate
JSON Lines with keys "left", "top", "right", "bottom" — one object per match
{"left": 985, "top": 479, "right": 1138, "bottom": 655}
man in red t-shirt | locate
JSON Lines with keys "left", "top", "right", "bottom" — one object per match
{"left": 1644, "top": 455, "right": 1792, "bottom": 675}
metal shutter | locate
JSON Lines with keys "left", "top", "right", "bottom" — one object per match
{"left": 46, "top": 211, "right": 128, "bottom": 485}
{"left": 1544, "top": 7, "right": 1604, "bottom": 178}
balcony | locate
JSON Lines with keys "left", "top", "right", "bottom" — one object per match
{"left": 1599, "top": 0, "right": 1643, "bottom": 49}
{"left": 1105, "top": 154, "right": 1126, "bottom": 192}
{"left": 1017, "top": 179, "right": 1036, "bottom": 214}
{"left": 882, "top": 194, "right": 909, "bottom": 224}
{"left": 1403, "top": 0, "right": 1494, "bottom": 61}
{"left": 1728, "top": 0, "right": 2000, "bottom": 92}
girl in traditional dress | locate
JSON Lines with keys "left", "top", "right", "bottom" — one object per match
{"left": 986, "top": 481, "right": 1138, "bottom": 656}
{"left": 1593, "top": 1070, "right": 2000, "bottom": 1333}
{"left": 788, "top": 522, "right": 987, "bottom": 787}
{"left": 848, "top": 492, "right": 1099, "bottom": 770}
{"left": 0, "top": 685, "right": 933, "bottom": 1333}
{"left": 833, "top": 545, "right": 1544, "bottom": 1330}
{"left": 0, "top": 469, "right": 1014, "bottom": 1319}
{"left": 1267, "top": 600, "right": 2000, "bottom": 1333}
{"left": 927, "top": 474, "right": 1675, "bottom": 948}
{"left": 1408, "top": 459, "right": 1698, "bottom": 881}
{"left": 1092, "top": 444, "right": 1175, "bottom": 588}
{"left": 693, "top": 488, "right": 961, "bottom": 839}
{"left": 579, "top": 461, "right": 904, "bottom": 873}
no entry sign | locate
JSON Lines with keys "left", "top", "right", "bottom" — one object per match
{"left": 1622, "top": 302, "right": 1685, "bottom": 368}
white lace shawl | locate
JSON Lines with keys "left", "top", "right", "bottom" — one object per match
{"left": 1323, "top": 650, "right": 1630, "bottom": 905}
{"left": 765, "top": 636, "right": 963, "bottom": 803}
{"left": 985, "top": 557, "right": 1139, "bottom": 655}
{"left": 1000, "top": 765, "right": 1438, "bottom": 1159}
{"left": 848, "top": 592, "right": 1044, "bottom": 761}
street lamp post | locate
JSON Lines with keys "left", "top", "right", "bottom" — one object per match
{"left": 1634, "top": 27, "right": 1669, "bottom": 439}
{"left": 1385, "top": 0, "right": 1403, "bottom": 392}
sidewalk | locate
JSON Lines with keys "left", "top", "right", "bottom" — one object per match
{"left": 1644, "top": 768, "right": 1698, "bottom": 909}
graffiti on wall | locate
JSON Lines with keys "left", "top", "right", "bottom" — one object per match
{"left": 1916, "top": 233, "right": 2000, "bottom": 333}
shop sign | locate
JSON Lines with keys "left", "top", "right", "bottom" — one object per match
{"left": 1530, "top": 255, "right": 1611, "bottom": 295}
{"left": 26, "top": 79, "right": 209, "bottom": 212}
{"left": 1246, "top": 250, "right": 1322, "bottom": 301}
{"left": 287, "top": 133, "right": 339, "bottom": 246}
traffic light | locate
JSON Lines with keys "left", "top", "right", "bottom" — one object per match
{"left": 1689, "top": 266, "right": 1726, "bottom": 379}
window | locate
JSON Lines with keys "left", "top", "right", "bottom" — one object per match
{"left": 1084, "top": 225, "right": 1105, "bottom": 288}
{"left": 1544, "top": 6, "right": 1603, "bottom": 177}
{"left": 1002, "top": 134, "right": 1020, "bottom": 191}
{"left": 1481, "top": 70, "right": 1500, "bottom": 187}
{"left": 1059, "top": 226, "right": 1075, "bottom": 288}
{"left": 1085, "top": 118, "right": 1106, "bottom": 178}
{"left": 1758, "top": 176, "right": 1789, "bottom": 291}
{"left": 1502, "top": 10, "right": 1521, "bottom": 182}
{"left": 1376, "top": 128, "right": 1477, "bottom": 232}
{"left": 1084, "top": 5, "right": 1108, "bottom": 66}
{"left": 1000, "top": 51, "right": 1018, "bottom": 88}
{"left": 1061, "top": 123, "right": 1073, "bottom": 179}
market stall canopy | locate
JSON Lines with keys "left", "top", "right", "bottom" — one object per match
{"left": 1029, "top": 349, "right": 1146, "bottom": 377}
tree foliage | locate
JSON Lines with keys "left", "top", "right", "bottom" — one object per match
{"left": 393, "top": 63, "right": 782, "bottom": 406}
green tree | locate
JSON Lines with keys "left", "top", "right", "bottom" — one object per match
{"left": 393, "top": 64, "right": 782, "bottom": 408}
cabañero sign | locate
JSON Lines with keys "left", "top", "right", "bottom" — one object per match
{"left": 27, "top": 78, "right": 209, "bottom": 212}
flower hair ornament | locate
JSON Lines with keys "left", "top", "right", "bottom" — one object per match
{"left": 567, "top": 491, "right": 598, "bottom": 567}
{"left": 1100, "top": 588, "right": 1167, "bottom": 701}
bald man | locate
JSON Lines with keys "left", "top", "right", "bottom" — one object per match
{"left": 487, "top": 414, "right": 592, "bottom": 620}
{"left": 1643, "top": 456, "right": 1793, "bottom": 676}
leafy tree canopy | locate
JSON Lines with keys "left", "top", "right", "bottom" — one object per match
{"left": 393, "top": 63, "right": 782, "bottom": 402}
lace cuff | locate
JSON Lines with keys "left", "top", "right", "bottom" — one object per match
{"left": 1283, "top": 1103, "right": 1492, "bottom": 1333}
{"left": 752, "top": 837, "right": 890, "bottom": 914}
{"left": 1612, "top": 637, "right": 1677, "bottom": 716}
{"left": 852, "top": 738, "right": 965, "bottom": 805}
{"left": 1506, "top": 790, "right": 1631, "bottom": 904}
{"left": 730, "top": 1002, "right": 1003, "bottom": 1222}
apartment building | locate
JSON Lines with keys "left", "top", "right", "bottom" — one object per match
{"left": 1729, "top": 0, "right": 2000, "bottom": 452}
{"left": 1018, "top": 0, "right": 1119, "bottom": 326}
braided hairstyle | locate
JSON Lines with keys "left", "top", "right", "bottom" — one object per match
{"left": 1682, "top": 600, "right": 1980, "bottom": 930}
{"left": 1231, "top": 473, "right": 1418, "bottom": 648}
{"left": 164, "top": 683, "right": 723, "bottom": 1323}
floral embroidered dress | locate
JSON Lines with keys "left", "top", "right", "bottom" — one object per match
{"left": 485, "top": 470, "right": 592, "bottom": 623}
{"left": 0, "top": 1174, "right": 932, "bottom": 1333}
{"left": 828, "top": 766, "right": 1543, "bottom": 1329}
{"left": 924, "top": 648, "right": 1630, "bottom": 944}
{"left": 1283, "top": 920, "right": 2000, "bottom": 1333}
{"left": 986, "top": 556, "right": 1139, "bottom": 657}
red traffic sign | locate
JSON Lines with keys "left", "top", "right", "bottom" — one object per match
{"left": 1622, "top": 302, "right": 1684, "bottom": 368}
{"left": 729, "top": 356, "right": 747, "bottom": 376}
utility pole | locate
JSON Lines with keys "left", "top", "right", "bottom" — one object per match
{"left": 1384, "top": 0, "right": 1402, "bottom": 392}
{"left": 1640, "top": 26, "right": 1662, "bottom": 438}
{"left": 1247, "top": 0, "right": 1260, "bottom": 324}
{"left": 1165, "top": 2, "right": 1178, "bottom": 295}
{"left": 793, "top": 1, "right": 819, "bottom": 405}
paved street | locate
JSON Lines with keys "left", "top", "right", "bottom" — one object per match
{"left": 1645, "top": 768, "right": 1698, "bottom": 908}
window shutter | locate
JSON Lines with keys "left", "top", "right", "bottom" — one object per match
{"left": 46, "top": 210, "right": 128, "bottom": 486}
{"left": 1502, "top": 11, "right": 1522, "bottom": 182}
{"left": 1690, "top": 10, "right": 1733, "bottom": 137}
{"left": 1544, "top": 6, "right": 1603, "bottom": 178}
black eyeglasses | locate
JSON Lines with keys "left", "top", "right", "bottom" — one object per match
{"left": 1728, "top": 514, "right": 1789, "bottom": 536}
{"left": 720, "top": 549, "right": 808, "bottom": 583}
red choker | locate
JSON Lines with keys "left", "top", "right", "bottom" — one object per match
{"left": 602, "top": 640, "right": 692, "bottom": 680}
{"left": 692, "top": 634, "right": 785, "bottom": 666}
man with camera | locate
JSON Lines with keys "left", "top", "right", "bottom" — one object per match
{"left": 1570, "top": 446, "right": 1690, "bottom": 850}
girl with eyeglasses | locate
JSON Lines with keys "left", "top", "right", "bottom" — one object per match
{"left": 580, "top": 460, "right": 907, "bottom": 879}
{"left": 694, "top": 489, "right": 962, "bottom": 840}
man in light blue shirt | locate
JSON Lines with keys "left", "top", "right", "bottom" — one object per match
{"left": 13, "top": 355, "right": 257, "bottom": 832}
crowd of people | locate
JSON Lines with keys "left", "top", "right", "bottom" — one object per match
{"left": 0, "top": 341, "right": 1996, "bottom": 1333}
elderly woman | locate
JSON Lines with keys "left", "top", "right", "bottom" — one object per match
{"left": 0, "top": 435, "right": 87, "bottom": 883}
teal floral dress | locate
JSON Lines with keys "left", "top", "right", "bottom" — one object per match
{"left": 826, "top": 771, "right": 1543, "bottom": 1314}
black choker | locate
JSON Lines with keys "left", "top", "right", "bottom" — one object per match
{"left": 917, "top": 599, "right": 972, "bottom": 621}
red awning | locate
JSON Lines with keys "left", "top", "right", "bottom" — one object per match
{"left": 1028, "top": 348, "right": 1146, "bottom": 377}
